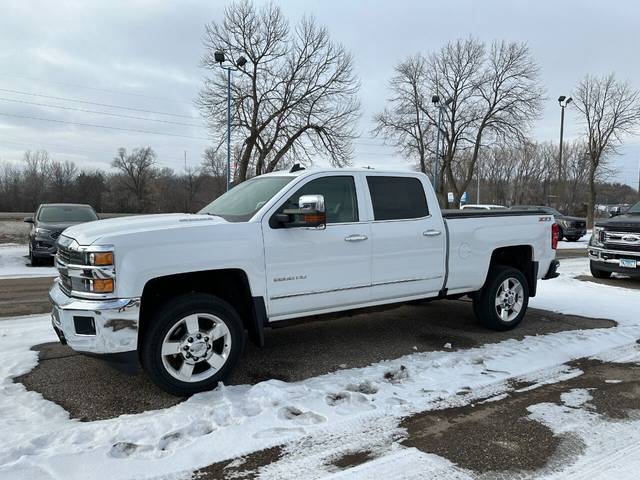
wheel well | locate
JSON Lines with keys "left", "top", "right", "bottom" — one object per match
{"left": 138, "top": 269, "right": 262, "bottom": 349}
{"left": 489, "top": 245, "right": 537, "bottom": 297}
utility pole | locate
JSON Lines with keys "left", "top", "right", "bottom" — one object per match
{"left": 557, "top": 95, "right": 572, "bottom": 210}
{"left": 477, "top": 157, "right": 480, "bottom": 204}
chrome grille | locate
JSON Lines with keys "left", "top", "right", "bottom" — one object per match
{"left": 603, "top": 231, "right": 640, "bottom": 251}
{"left": 56, "top": 245, "right": 86, "bottom": 266}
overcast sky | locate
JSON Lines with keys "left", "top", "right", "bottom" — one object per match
{"left": 1, "top": 0, "right": 639, "bottom": 187}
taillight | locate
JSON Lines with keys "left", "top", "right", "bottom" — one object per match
{"left": 551, "top": 223, "right": 559, "bottom": 250}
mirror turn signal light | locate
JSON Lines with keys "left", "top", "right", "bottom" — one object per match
{"left": 90, "top": 252, "right": 114, "bottom": 266}
{"left": 91, "top": 278, "right": 114, "bottom": 293}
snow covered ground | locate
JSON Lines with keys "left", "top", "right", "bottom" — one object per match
{"left": 0, "top": 244, "right": 57, "bottom": 279}
{"left": 0, "top": 257, "right": 638, "bottom": 479}
{"left": 557, "top": 231, "right": 590, "bottom": 250}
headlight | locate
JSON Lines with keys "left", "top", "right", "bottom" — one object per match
{"left": 89, "top": 251, "right": 114, "bottom": 266}
{"left": 591, "top": 226, "right": 604, "bottom": 246}
{"left": 35, "top": 227, "right": 52, "bottom": 236}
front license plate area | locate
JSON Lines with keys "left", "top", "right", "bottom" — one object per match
{"left": 620, "top": 258, "right": 637, "bottom": 268}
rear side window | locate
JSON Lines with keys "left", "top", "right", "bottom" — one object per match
{"left": 367, "top": 176, "right": 429, "bottom": 221}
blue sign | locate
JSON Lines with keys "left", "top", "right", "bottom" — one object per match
{"left": 461, "top": 191, "right": 469, "bottom": 203}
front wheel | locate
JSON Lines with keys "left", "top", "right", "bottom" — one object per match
{"left": 473, "top": 266, "right": 529, "bottom": 331}
{"left": 590, "top": 261, "right": 612, "bottom": 279}
{"left": 29, "top": 244, "right": 41, "bottom": 266}
{"left": 140, "top": 293, "right": 245, "bottom": 396}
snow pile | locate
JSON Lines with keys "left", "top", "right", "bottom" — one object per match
{"left": 0, "top": 257, "right": 638, "bottom": 479}
{"left": 0, "top": 244, "right": 57, "bottom": 279}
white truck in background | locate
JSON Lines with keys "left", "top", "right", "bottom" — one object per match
{"left": 49, "top": 167, "right": 560, "bottom": 395}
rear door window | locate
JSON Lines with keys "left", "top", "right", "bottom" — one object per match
{"left": 367, "top": 176, "right": 429, "bottom": 221}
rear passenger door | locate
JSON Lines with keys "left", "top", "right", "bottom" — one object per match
{"left": 366, "top": 174, "right": 446, "bottom": 301}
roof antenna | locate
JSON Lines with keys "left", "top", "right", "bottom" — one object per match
{"left": 289, "top": 163, "right": 305, "bottom": 173}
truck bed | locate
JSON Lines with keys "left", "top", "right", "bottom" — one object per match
{"left": 442, "top": 209, "right": 548, "bottom": 219}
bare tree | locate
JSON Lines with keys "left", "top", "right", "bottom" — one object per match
{"left": 48, "top": 160, "right": 78, "bottom": 203}
{"left": 22, "top": 150, "right": 51, "bottom": 210}
{"left": 374, "top": 38, "right": 543, "bottom": 206}
{"left": 111, "top": 147, "right": 158, "bottom": 212}
{"left": 373, "top": 55, "right": 433, "bottom": 176}
{"left": 573, "top": 73, "right": 640, "bottom": 226}
{"left": 197, "top": 0, "right": 360, "bottom": 182}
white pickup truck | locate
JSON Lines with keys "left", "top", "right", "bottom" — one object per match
{"left": 50, "top": 168, "right": 559, "bottom": 395}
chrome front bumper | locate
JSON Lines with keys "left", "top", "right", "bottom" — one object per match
{"left": 588, "top": 246, "right": 640, "bottom": 263}
{"left": 49, "top": 280, "right": 140, "bottom": 354}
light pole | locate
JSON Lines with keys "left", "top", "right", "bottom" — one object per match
{"left": 214, "top": 50, "right": 247, "bottom": 191}
{"left": 557, "top": 95, "right": 572, "bottom": 209}
{"left": 431, "top": 95, "right": 452, "bottom": 194}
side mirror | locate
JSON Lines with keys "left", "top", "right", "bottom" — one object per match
{"left": 275, "top": 194, "right": 326, "bottom": 228}
{"left": 23, "top": 216, "right": 34, "bottom": 224}
{"left": 298, "top": 194, "right": 326, "bottom": 228}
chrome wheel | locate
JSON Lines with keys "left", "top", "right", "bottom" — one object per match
{"left": 160, "top": 313, "right": 232, "bottom": 383}
{"left": 494, "top": 277, "right": 524, "bottom": 322}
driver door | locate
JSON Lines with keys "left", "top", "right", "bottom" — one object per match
{"left": 263, "top": 174, "right": 372, "bottom": 319}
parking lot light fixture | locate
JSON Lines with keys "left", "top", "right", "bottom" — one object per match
{"left": 215, "top": 51, "right": 248, "bottom": 191}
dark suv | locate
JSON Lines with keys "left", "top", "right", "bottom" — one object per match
{"left": 24, "top": 204, "right": 99, "bottom": 265}
{"left": 510, "top": 206, "right": 587, "bottom": 241}
{"left": 589, "top": 201, "right": 640, "bottom": 278}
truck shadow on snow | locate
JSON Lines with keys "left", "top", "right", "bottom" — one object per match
{"left": 16, "top": 300, "right": 615, "bottom": 422}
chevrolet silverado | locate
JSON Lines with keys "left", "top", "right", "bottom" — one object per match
{"left": 49, "top": 168, "right": 559, "bottom": 395}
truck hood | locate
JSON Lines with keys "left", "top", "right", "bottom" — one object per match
{"left": 61, "top": 213, "right": 228, "bottom": 245}
{"left": 596, "top": 213, "right": 640, "bottom": 230}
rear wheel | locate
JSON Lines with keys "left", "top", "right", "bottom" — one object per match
{"left": 140, "top": 293, "right": 245, "bottom": 396}
{"left": 566, "top": 236, "right": 580, "bottom": 242}
{"left": 473, "top": 266, "right": 529, "bottom": 331}
{"left": 590, "top": 261, "right": 612, "bottom": 279}
{"left": 557, "top": 226, "right": 565, "bottom": 241}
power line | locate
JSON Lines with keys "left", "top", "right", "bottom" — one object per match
{"left": 0, "top": 72, "right": 193, "bottom": 105}
{"left": 0, "top": 88, "right": 197, "bottom": 119}
{"left": 0, "top": 111, "right": 212, "bottom": 141}
{"left": 0, "top": 97, "right": 205, "bottom": 128}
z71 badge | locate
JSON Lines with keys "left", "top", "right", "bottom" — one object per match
{"left": 538, "top": 216, "right": 552, "bottom": 222}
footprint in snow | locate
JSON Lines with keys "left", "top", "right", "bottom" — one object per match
{"left": 278, "top": 406, "right": 326, "bottom": 425}
{"left": 325, "top": 391, "right": 376, "bottom": 414}
{"left": 345, "top": 380, "right": 378, "bottom": 395}
{"left": 253, "top": 427, "right": 307, "bottom": 439}
{"left": 384, "top": 365, "right": 409, "bottom": 384}
{"left": 158, "top": 421, "right": 215, "bottom": 451}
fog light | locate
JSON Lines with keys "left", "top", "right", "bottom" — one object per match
{"left": 73, "top": 316, "right": 96, "bottom": 335}
{"left": 90, "top": 278, "right": 114, "bottom": 293}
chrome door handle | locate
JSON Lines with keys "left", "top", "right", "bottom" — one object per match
{"left": 423, "top": 230, "right": 442, "bottom": 237}
{"left": 344, "top": 234, "right": 368, "bottom": 242}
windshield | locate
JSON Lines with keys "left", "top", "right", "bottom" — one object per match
{"left": 628, "top": 202, "right": 640, "bottom": 214}
{"left": 199, "top": 176, "right": 295, "bottom": 222}
{"left": 37, "top": 205, "right": 98, "bottom": 223}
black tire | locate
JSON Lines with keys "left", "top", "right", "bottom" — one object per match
{"left": 140, "top": 293, "right": 245, "bottom": 396}
{"left": 472, "top": 265, "right": 529, "bottom": 331}
{"left": 557, "top": 226, "right": 565, "bottom": 241}
{"left": 566, "top": 236, "right": 580, "bottom": 242}
{"left": 590, "top": 261, "right": 612, "bottom": 279}
{"left": 29, "top": 244, "right": 41, "bottom": 266}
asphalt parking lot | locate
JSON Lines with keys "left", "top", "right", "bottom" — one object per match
{"left": 16, "top": 299, "right": 615, "bottom": 421}
{"left": 5, "top": 248, "right": 640, "bottom": 479}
